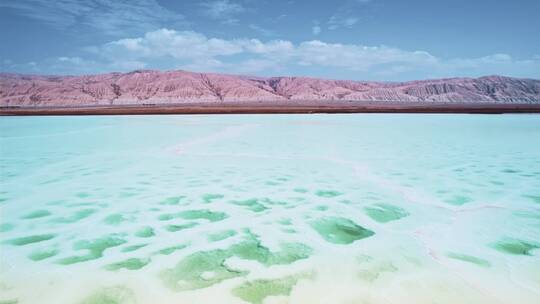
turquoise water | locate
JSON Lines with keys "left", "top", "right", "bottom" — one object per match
{"left": 1, "top": 114, "right": 539, "bottom": 304}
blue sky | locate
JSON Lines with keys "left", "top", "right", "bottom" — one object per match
{"left": 1, "top": 0, "right": 539, "bottom": 80}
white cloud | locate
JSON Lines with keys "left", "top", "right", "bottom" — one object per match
{"left": 326, "top": 0, "right": 372, "bottom": 30}
{"left": 328, "top": 16, "right": 359, "bottom": 30}
{"left": 0, "top": 0, "right": 184, "bottom": 36}
{"left": 200, "top": 0, "right": 245, "bottom": 24}
{"left": 295, "top": 41, "right": 438, "bottom": 71}
{"left": 92, "top": 29, "right": 294, "bottom": 65}
{"left": 97, "top": 29, "right": 244, "bottom": 60}
{"left": 239, "top": 39, "right": 294, "bottom": 56}
{"left": 7, "top": 28, "right": 540, "bottom": 80}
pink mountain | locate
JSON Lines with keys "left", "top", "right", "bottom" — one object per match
{"left": 1, "top": 70, "right": 539, "bottom": 106}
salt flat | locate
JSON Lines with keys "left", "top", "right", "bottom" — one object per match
{"left": 1, "top": 114, "right": 539, "bottom": 304}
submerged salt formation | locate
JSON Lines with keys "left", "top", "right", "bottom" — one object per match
{"left": 310, "top": 217, "right": 374, "bottom": 244}
{"left": 1, "top": 114, "right": 539, "bottom": 303}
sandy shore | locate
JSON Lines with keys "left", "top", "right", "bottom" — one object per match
{"left": 2, "top": 101, "right": 540, "bottom": 115}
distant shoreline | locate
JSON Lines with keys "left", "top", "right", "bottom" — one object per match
{"left": 2, "top": 101, "right": 540, "bottom": 115}
{"left": 3, "top": 71, "right": 540, "bottom": 112}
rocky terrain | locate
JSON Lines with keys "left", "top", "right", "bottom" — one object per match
{"left": 1, "top": 70, "right": 539, "bottom": 106}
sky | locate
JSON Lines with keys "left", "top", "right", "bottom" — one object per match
{"left": 0, "top": 0, "right": 539, "bottom": 81}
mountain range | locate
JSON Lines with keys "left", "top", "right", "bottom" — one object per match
{"left": 1, "top": 70, "right": 539, "bottom": 107}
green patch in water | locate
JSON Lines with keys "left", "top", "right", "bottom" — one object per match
{"left": 121, "top": 244, "right": 148, "bottom": 253}
{"left": 28, "top": 248, "right": 59, "bottom": 261}
{"left": 165, "top": 222, "right": 198, "bottom": 232}
{"left": 491, "top": 238, "right": 540, "bottom": 256}
{"left": 513, "top": 211, "right": 540, "bottom": 219}
{"left": 51, "top": 209, "right": 97, "bottom": 224}
{"left": 0, "top": 300, "right": 18, "bottom": 304}
{"left": 80, "top": 286, "right": 135, "bottom": 304}
{"left": 159, "top": 210, "right": 228, "bottom": 222}
{"left": 502, "top": 169, "right": 520, "bottom": 174}
{"left": 105, "top": 258, "right": 150, "bottom": 271}
{"left": 315, "top": 205, "right": 328, "bottom": 211}
{"left": 278, "top": 218, "right": 292, "bottom": 226}
{"left": 358, "top": 261, "right": 398, "bottom": 282}
{"left": 68, "top": 202, "right": 105, "bottom": 208}
{"left": 232, "top": 273, "right": 313, "bottom": 304}
{"left": 156, "top": 244, "right": 187, "bottom": 255}
{"left": 229, "top": 231, "right": 312, "bottom": 266}
{"left": 315, "top": 190, "right": 342, "bottom": 198}
{"left": 447, "top": 252, "right": 491, "bottom": 267}
{"left": 444, "top": 195, "right": 472, "bottom": 206}
{"left": 103, "top": 214, "right": 128, "bottom": 226}
{"left": 523, "top": 195, "right": 540, "bottom": 204}
{"left": 230, "top": 199, "right": 268, "bottom": 213}
{"left": 119, "top": 192, "right": 137, "bottom": 198}
{"left": 158, "top": 213, "right": 175, "bottom": 221}
{"left": 21, "top": 209, "right": 51, "bottom": 219}
{"left": 0, "top": 223, "right": 14, "bottom": 232}
{"left": 179, "top": 210, "right": 228, "bottom": 222}
{"left": 310, "top": 217, "right": 374, "bottom": 244}
{"left": 207, "top": 230, "right": 237, "bottom": 242}
{"left": 202, "top": 193, "right": 224, "bottom": 204}
{"left": 57, "top": 235, "right": 127, "bottom": 265}
{"left": 293, "top": 188, "right": 308, "bottom": 193}
{"left": 75, "top": 192, "right": 90, "bottom": 198}
{"left": 6, "top": 234, "right": 56, "bottom": 246}
{"left": 160, "top": 249, "right": 247, "bottom": 291}
{"left": 363, "top": 203, "right": 409, "bottom": 223}
{"left": 265, "top": 198, "right": 288, "bottom": 206}
{"left": 135, "top": 226, "right": 155, "bottom": 238}
{"left": 159, "top": 196, "right": 185, "bottom": 205}
{"left": 161, "top": 231, "right": 312, "bottom": 291}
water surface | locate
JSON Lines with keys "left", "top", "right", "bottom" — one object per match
{"left": 1, "top": 114, "right": 539, "bottom": 304}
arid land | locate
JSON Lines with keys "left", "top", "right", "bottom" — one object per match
{"left": 2, "top": 70, "right": 539, "bottom": 115}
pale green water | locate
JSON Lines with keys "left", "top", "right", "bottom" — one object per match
{"left": 0, "top": 114, "right": 539, "bottom": 304}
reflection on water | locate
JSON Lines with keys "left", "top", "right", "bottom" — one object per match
{"left": 1, "top": 114, "right": 539, "bottom": 303}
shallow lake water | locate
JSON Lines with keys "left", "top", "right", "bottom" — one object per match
{"left": 1, "top": 114, "right": 539, "bottom": 304}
